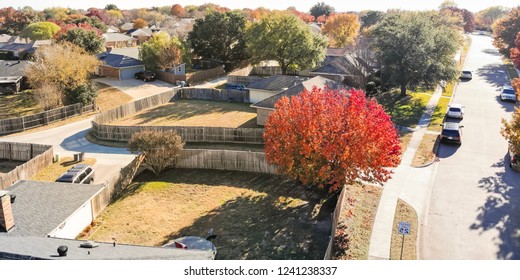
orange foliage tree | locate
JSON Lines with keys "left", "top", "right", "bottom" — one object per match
{"left": 133, "top": 18, "right": 148, "bottom": 29}
{"left": 322, "top": 13, "right": 360, "bottom": 47}
{"left": 510, "top": 32, "right": 520, "bottom": 69}
{"left": 171, "top": 4, "right": 184, "bottom": 17}
{"left": 264, "top": 87, "right": 401, "bottom": 193}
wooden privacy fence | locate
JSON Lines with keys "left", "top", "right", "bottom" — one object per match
{"left": 156, "top": 71, "right": 186, "bottom": 84}
{"left": 324, "top": 186, "right": 347, "bottom": 260}
{"left": 251, "top": 66, "right": 299, "bottom": 76}
{"left": 93, "top": 90, "right": 177, "bottom": 124}
{"left": 176, "top": 88, "right": 250, "bottom": 103}
{"left": 0, "top": 103, "right": 95, "bottom": 136}
{"left": 0, "top": 142, "right": 53, "bottom": 190}
{"left": 187, "top": 65, "right": 225, "bottom": 84}
{"left": 178, "top": 149, "right": 276, "bottom": 174}
{"left": 92, "top": 123, "right": 265, "bottom": 144}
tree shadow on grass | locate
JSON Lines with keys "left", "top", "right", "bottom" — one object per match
{"left": 376, "top": 92, "right": 427, "bottom": 128}
{"left": 470, "top": 157, "right": 520, "bottom": 259}
{"left": 132, "top": 168, "right": 332, "bottom": 260}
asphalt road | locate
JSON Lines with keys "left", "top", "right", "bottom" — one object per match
{"left": 420, "top": 34, "right": 520, "bottom": 259}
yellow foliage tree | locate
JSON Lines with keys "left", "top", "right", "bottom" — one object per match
{"left": 133, "top": 18, "right": 148, "bottom": 29}
{"left": 322, "top": 13, "right": 360, "bottom": 48}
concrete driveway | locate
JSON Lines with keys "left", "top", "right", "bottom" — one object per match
{"left": 419, "top": 35, "right": 520, "bottom": 259}
{"left": 95, "top": 78, "right": 176, "bottom": 100}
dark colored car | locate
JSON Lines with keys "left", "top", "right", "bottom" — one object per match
{"left": 56, "top": 164, "right": 95, "bottom": 184}
{"left": 135, "top": 71, "right": 156, "bottom": 82}
{"left": 440, "top": 122, "right": 463, "bottom": 145}
{"left": 225, "top": 83, "right": 246, "bottom": 90}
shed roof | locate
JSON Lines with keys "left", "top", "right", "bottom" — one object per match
{"left": 102, "top": 33, "right": 137, "bottom": 43}
{"left": 0, "top": 60, "right": 30, "bottom": 78}
{"left": 0, "top": 180, "right": 104, "bottom": 237}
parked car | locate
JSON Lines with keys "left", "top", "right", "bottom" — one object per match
{"left": 509, "top": 146, "right": 520, "bottom": 172}
{"left": 447, "top": 103, "right": 464, "bottom": 119}
{"left": 460, "top": 70, "right": 472, "bottom": 80}
{"left": 56, "top": 164, "right": 95, "bottom": 184}
{"left": 500, "top": 84, "right": 517, "bottom": 102}
{"left": 135, "top": 70, "right": 156, "bottom": 82}
{"left": 225, "top": 83, "right": 246, "bottom": 90}
{"left": 440, "top": 122, "right": 463, "bottom": 145}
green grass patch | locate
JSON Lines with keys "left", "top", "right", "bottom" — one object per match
{"left": 442, "top": 81, "right": 455, "bottom": 97}
{"left": 427, "top": 97, "right": 450, "bottom": 132}
{"left": 390, "top": 199, "right": 417, "bottom": 260}
{"left": 376, "top": 90, "right": 432, "bottom": 128}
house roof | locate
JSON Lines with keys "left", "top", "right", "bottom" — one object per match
{"left": 251, "top": 76, "right": 342, "bottom": 109}
{"left": 326, "top": 47, "right": 348, "bottom": 57}
{"left": 106, "top": 25, "right": 120, "bottom": 33}
{"left": 0, "top": 34, "right": 13, "bottom": 44}
{"left": 0, "top": 60, "right": 31, "bottom": 78}
{"left": 0, "top": 180, "right": 105, "bottom": 237}
{"left": 0, "top": 236, "right": 214, "bottom": 260}
{"left": 0, "top": 43, "right": 33, "bottom": 53}
{"left": 120, "top": 22, "right": 134, "bottom": 30}
{"left": 310, "top": 56, "right": 358, "bottom": 76}
{"left": 97, "top": 52, "right": 143, "bottom": 68}
{"left": 247, "top": 75, "right": 307, "bottom": 91}
{"left": 108, "top": 47, "right": 140, "bottom": 60}
{"left": 102, "top": 33, "right": 137, "bottom": 43}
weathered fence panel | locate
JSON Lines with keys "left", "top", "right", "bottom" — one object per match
{"left": 187, "top": 65, "right": 225, "bottom": 84}
{"left": 177, "top": 149, "right": 276, "bottom": 174}
{"left": 251, "top": 66, "right": 299, "bottom": 76}
{"left": 91, "top": 124, "right": 265, "bottom": 144}
{"left": 0, "top": 103, "right": 95, "bottom": 136}
{"left": 176, "top": 88, "right": 250, "bottom": 103}
{"left": 156, "top": 71, "right": 187, "bottom": 84}
{"left": 0, "top": 143, "right": 53, "bottom": 190}
{"left": 324, "top": 186, "right": 347, "bottom": 260}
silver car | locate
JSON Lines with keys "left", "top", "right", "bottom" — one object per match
{"left": 500, "top": 85, "right": 517, "bottom": 102}
{"left": 447, "top": 103, "right": 464, "bottom": 119}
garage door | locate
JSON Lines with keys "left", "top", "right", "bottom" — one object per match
{"left": 120, "top": 66, "right": 145, "bottom": 79}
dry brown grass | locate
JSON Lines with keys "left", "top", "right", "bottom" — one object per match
{"left": 95, "top": 82, "right": 133, "bottom": 111}
{"left": 390, "top": 199, "right": 418, "bottom": 260}
{"left": 332, "top": 184, "right": 382, "bottom": 260}
{"left": 32, "top": 156, "right": 97, "bottom": 182}
{"left": 110, "top": 99, "right": 259, "bottom": 128}
{"left": 0, "top": 90, "right": 43, "bottom": 119}
{"left": 412, "top": 134, "right": 439, "bottom": 167}
{"left": 85, "top": 169, "right": 331, "bottom": 260}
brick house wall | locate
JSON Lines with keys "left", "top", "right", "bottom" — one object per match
{"left": 98, "top": 66, "right": 120, "bottom": 79}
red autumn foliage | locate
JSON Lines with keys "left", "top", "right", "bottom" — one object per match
{"left": 511, "top": 32, "right": 520, "bottom": 69}
{"left": 54, "top": 22, "right": 102, "bottom": 38}
{"left": 264, "top": 87, "right": 401, "bottom": 192}
{"left": 290, "top": 10, "right": 315, "bottom": 23}
{"left": 171, "top": 4, "right": 184, "bottom": 17}
{"left": 316, "top": 15, "right": 327, "bottom": 24}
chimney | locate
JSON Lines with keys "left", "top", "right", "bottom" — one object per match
{"left": 0, "top": 190, "right": 14, "bottom": 232}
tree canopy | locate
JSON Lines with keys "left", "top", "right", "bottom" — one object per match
{"left": 501, "top": 86, "right": 520, "bottom": 156}
{"left": 372, "top": 11, "right": 461, "bottom": 96}
{"left": 493, "top": 6, "right": 520, "bottom": 57}
{"left": 0, "top": 7, "right": 37, "bottom": 35}
{"left": 247, "top": 12, "right": 327, "bottom": 74}
{"left": 511, "top": 33, "right": 520, "bottom": 69}
{"left": 55, "top": 23, "right": 104, "bottom": 54}
{"left": 309, "top": 2, "right": 335, "bottom": 20}
{"left": 360, "top": 10, "right": 385, "bottom": 31}
{"left": 264, "top": 87, "right": 401, "bottom": 193}
{"left": 321, "top": 13, "right": 360, "bottom": 48}
{"left": 171, "top": 4, "right": 184, "bottom": 17}
{"left": 139, "top": 32, "right": 184, "bottom": 70}
{"left": 26, "top": 42, "right": 100, "bottom": 107}
{"left": 20, "top": 22, "right": 60, "bottom": 40}
{"left": 475, "top": 6, "right": 509, "bottom": 31}
{"left": 188, "top": 11, "right": 250, "bottom": 71}
{"left": 128, "top": 130, "right": 184, "bottom": 176}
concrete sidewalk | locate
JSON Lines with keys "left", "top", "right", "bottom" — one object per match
{"left": 368, "top": 86, "right": 443, "bottom": 260}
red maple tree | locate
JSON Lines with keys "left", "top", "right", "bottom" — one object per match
{"left": 510, "top": 32, "right": 520, "bottom": 69}
{"left": 264, "top": 87, "right": 401, "bottom": 192}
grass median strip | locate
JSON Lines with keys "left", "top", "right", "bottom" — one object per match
{"left": 412, "top": 133, "right": 440, "bottom": 167}
{"left": 390, "top": 199, "right": 418, "bottom": 260}
{"left": 428, "top": 97, "right": 450, "bottom": 132}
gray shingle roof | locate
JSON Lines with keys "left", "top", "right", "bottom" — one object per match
{"left": 247, "top": 75, "right": 307, "bottom": 91}
{"left": 0, "top": 236, "right": 214, "bottom": 260}
{"left": 251, "top": 76, "right": 342, "bottom": 109}
{"left": 102, "top": 32, "right": 137, "bottom": 43}
{"left": 0, "top": 60, "right": 30, "bottom": 78}
{"left": 97, "top": 52, "right": 143, "bottom": 68}
{"left": 0, "top": 180, "right": 104, "bottom": 237}
{"left": 311, "top": 56, "right": 355, "bottom": 75}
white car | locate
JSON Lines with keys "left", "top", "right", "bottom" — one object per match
{"left": 447, "top": 103, "right": 464, "bottom": 119}
{"left": 500, "top": 85, "right": 517, "bottom": 102}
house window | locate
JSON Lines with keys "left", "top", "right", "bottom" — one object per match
{"left": 178, "top": 66, "right": 182, "bottom": 72}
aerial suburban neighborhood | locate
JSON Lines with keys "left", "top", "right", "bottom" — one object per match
{"left": 0, "top": 0, "right": 519, "bottom": 266}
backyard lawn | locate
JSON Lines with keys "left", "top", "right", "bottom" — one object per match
{"left": 95, "top": 82, "right": 133, "bottom": 111}
{"left": 84, "top": 169, "right": 331, "bottom": 260}
{"left": 0, "top": 90, "right": 42, "bottom": 119}
{"left": 110, "top": 99, "right": 259, "bottom": 128}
